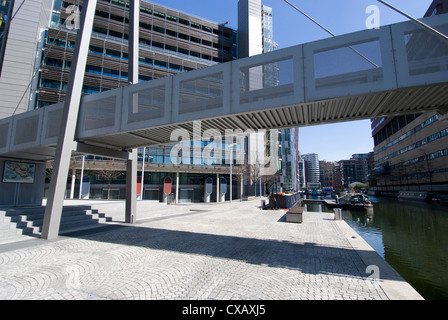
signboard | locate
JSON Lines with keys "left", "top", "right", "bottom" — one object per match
{"left": 2, "top": 161, "right": 36, "bottom": 184}
{"left": 80, "top": 175, "right": 90, "bottom": 199}
{"left": 220, "top": 177, "right": 227, "bottom": 195}
{"left": 205, "top": 177, "right": 213, "bottom": 195}
{"left": 163, "top": 176, "right": 172, "bottom": 195}
{"left": 137, "top": 176, "right": 142, "bottom": 196}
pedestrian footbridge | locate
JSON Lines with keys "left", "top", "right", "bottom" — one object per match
{"left": 1, "top": 15, "right": 448, "bottom": 162}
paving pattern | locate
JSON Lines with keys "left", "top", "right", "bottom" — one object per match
{"left": 0, "top": 201, "right": 390, "bottom": 300}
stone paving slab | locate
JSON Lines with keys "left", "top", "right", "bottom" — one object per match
{"left": 0, "top": 199, "right": 423, "bottom": 300}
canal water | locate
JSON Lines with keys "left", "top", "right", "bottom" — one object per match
{"left": 306, "top": 196, "right": 448, "bottom": 300}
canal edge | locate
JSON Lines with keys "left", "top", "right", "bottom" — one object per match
{"left": 333, "top": 218, "right": 424, "bottom": 300}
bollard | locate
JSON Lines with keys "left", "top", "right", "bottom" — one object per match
{"left": 334, "top": 208, "right": 342, "bottom": 220}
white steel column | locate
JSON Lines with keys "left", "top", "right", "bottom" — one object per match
{"left": 125, "top": 0, "right": 139, "bottom": 223}
{"left": 70, "top": 169, "right": 76, "bottom": 199}
{"left": 216, "top": 173, "right": 220, "bottom": 202}
{"left": 41, "top": 0, "right": 97, "bottom": 240}
{"left": 175, "top": 172, "right": 179, "bottom": 204}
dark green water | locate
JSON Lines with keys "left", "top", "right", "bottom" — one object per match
{"left": 326, "top": 196, "right": 448, "bottom": 300}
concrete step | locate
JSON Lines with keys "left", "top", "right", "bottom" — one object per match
{"left": 1, "top": 206, "right": 112, "bottom": 237}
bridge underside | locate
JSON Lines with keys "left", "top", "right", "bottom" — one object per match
{"left": 1, "top": 14, "right": 448, "bottom": 162}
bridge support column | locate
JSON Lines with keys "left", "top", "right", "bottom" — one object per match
{"left": 125, "top": 150, "right": 137, "bottom": 223}
{"left": 124, "top": 0, "right": 139, "bottom": 223}
{"left": 41, "top": 0, "right": 97, "bottom": 240}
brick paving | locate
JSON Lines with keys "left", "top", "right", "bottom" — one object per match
{"left": 0, "top": 200, "right": 419, "bottom": 300}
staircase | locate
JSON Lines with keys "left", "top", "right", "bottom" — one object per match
{"left": 0, "top": 206, "right": 113, "bottom": 238}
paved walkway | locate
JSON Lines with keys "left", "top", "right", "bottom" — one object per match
{"left": 0, "top": 199, "right": 422, "bottom": 300}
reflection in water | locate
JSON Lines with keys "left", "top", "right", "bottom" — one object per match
{"left": 338, "top": 196, "right": 448, "bottom": 300}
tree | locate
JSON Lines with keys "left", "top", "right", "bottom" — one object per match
{"left": 96, "top": 169, "right": 124, "bottom": 199}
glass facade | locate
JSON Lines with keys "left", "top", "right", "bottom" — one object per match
{"left": 34, "top": 0, "right": 237, "bottom": 108}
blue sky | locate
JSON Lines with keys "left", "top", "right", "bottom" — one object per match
{"left": 150, "top": 0, "right": 433, "bottom": 161}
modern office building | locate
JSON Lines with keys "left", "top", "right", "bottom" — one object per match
{"left": 297, "top": 153, "right": 306, "bottom": 189}
{"left": 1, "top": 0, "right": 301, "bottom": 202}
{"left": 0, "top": 0, "right": 53, "bottom": 118}
{"left": 302, "top": 153, "right": 320, "bottom": 187}
{"left": 0, "top": 0, "right": 244, "bottom": 203}
{"left": 338, "top": 153, "right": 373, "bottom": 188}
{"left": 370, "top": 1, "right": 448, "bottom": 195}
{"left": 37, "top": 0, "right": 237, "bottom": 108}
{"left": 319, "top": 160, "right": 337, "bottom": 190}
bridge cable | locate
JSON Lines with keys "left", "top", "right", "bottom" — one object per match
{"left": 283, "top": 0, "right": 380, "bottom": 68}
{"left": 377, "top": 0, "right": 448, "bottom": 43}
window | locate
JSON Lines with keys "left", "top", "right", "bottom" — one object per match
{"left": 140, "top": 22, "right": 152, "bottom": 30}
{"left": 202, "top": 26, "right": 212, "bottom": 33}
{"left": 42, "top": 79, "right": 61, "bottom": 89}
{"left": 169, "top": 63, "right": 182, "bottom": 71}
{"left": 110, "top": 14, "right": 124, "bottom": 23}
{"left": 153, "top": 26, "right": 165, "bottom": 34}
{"left": 105, "top": 48, "right": 122, "bottom": 58}
{"left": 89, "top": 45, "right": 103, "bottom": 54}
{"left": 202, "top": 39, "right": 212, "bottom": 46}
{"left": 95, "top": 10, "right": 109, "bottom": 19}
{"left": 45, "top": 58, "right": 63, "bottom": 67}
{"left": 165, "top": 44, "right": 177, "bottom": 52}
{"left": 179, "top": 18, "right": 189, "bottom": 26}
{"left": 103, "top": 68, "right": 120, "bottom": 78}
{"left": 178, "top": 33, "right": 189, "bottom": 41}
{"left": 108, "top": 30, "right": 123, "bottom": 39}
{"left": 153, "top": 10, "right": 165, "bottom": 18}
{"left": 166, "top": 29, "right": 177, "bottom": 37}
{"left": 154, "top": 60, "right": 167, "bottom": 68}
{"left": 86, "top": 65, "right": 101, "bottom": 74}
{"left": 178, "top": 48, "right": 188, "bottom": 55}
{"left": 166, "top": 14, "right": 177, "bottom": 22}
{"left": 139, "top": 56, "right": 153, "bottom": 65}
{"left": 152, "top": 41, "right": 164, "bottom": 49}
{"left": 191, "top": 36, "right": 201, "bottom": 44}
{"left": 140, "top": 7, "right": 152, "bottom": 15}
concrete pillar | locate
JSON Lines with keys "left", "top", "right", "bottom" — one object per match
{"left": 41, "top": 0, "right": 97, "bottom": 240}
{"left": 125, "top": 150, "right": 137, "bottom": 223}
{"left": 334, "top": 208, "right": 342, "bottom": 220}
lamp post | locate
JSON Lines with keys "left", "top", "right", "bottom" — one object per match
{"left": 227, "top": 143, "right": 236, "bottom": 203}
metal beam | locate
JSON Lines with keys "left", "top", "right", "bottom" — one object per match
{"left": 41, "top": 0, "right": 98, "bottom": 240}
{"left": 74, "top": 142, "right": 130, "bottom": 160}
